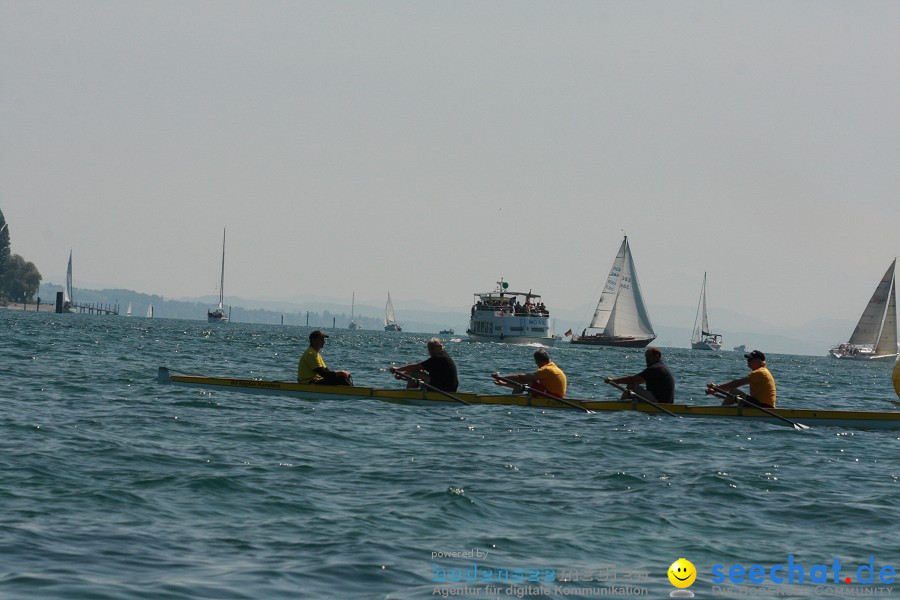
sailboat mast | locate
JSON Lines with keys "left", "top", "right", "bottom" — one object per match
{"left": 218, "top": 228, "right": 226, "bottom": 308}
{"left": 691, "top": 273, "right": 705, "bottom": 342}
{"left": 701, "top": 273, "right": 710, "bottom": 335}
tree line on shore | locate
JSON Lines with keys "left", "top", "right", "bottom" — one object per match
{"left": 0, "top": 209, "right": 43, "bottom": 304}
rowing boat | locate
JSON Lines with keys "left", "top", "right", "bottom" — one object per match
{"left": 157, "top": 367, "right": 900, "bottom": 429}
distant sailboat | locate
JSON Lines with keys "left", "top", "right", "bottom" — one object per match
{"left": 207, "top": 228, "right": 228, "bottom": 323}
{"left": 571, "top": 236, "right": 656, "bottom": 347}
{"left": 829, "top": 259, "right": 897, "bottom": 361}
{"left": 348, "top": 292, "right": 362, "bottom": 330}
{"left": 691, "top": 272, "right": 722, "bottom": 350}
{"left": 126, "top": 302, "right": 132, "bottom": 317}
{"left": 384, "top": 292, "right": 402, "bottom": 331}
{"left": 146, "top": 303, "right": 154, "bottom": 318}
{"left": 62, "top": 250, "right": 75, "bottom": 313}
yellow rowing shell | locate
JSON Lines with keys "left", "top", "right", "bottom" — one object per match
{"left": 157, "top": 367, "right": 900, "bottom": 429}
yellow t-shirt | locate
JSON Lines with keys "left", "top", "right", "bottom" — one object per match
{"left": 748, "top": 366, "right": 776, "bottom": 407}
{"left": 297, "top": 346, "right": 326, "bottom": 384}
{"left": 534, "top": 361, "right": 567, "bottom": 398}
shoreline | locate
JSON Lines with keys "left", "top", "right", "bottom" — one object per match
{"left": 0, "top": 302, "right": 58, "bottom": 312}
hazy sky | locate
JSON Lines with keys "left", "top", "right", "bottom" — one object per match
{"left": 2, "top": 1, "right": 898, "bottom": 328}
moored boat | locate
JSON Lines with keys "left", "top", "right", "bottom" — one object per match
{"left": 829, "top": 259, "right": 897, "bottom": 361}
{"left": 158, "top": 367, "right": 900, "bottom": 429}
{"left": 571, "top": 236, "right": 657, "bottom": 348}
{"left": 439, "top": 328, "right": 454, "bottom": 335}
{"left": 691, "top": 272, "right": 722, "bottom": 350}
{"left": 348, "top": 292, "right": 362, "bottom": 330}
{"left": 466, "top": 279, "right": 553, "bottom": 344}
{"left": 384, "top": 292, "right": 402, "bottom": 331}
{"left": 207, "top": 228, "right": 228, "bottom": 323}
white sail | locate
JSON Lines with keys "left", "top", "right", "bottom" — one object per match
{"left": 588, "top": 237, "right": 654, "bottom": 337}
{"left": 692, "top": 273, "right": 709, "bottom": 343}
{"left": 64, "top": 250, "right": 73, "bottom": 305}
{"left": 146, "top": 303, "right": 154, "bottom": 318}
{"left": 848, "top": 259, "right": 895, "bottom": 348}
{"left": 385, "top": 293, "right": 397, "bottom": 327}
{"left": 126, "top": 302, "right": 132, "bottom": 317}
{"left": 701, "top": 280, "right": 710, "bottom": 339}
{"left": 875, "top": 279, "right": 897, "bottom": 356}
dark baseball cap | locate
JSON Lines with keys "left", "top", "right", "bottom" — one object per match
{"left": 309, "top": 330, "right": 329, "bottom": 342}
{"left": 744, "top": 350, "right": 765, "bottom": 362}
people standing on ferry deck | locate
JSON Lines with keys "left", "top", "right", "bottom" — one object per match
{"left": 491, "top": 349, "right": 567, "bottom": 398}
{"left": 707, "top": 350, "right": 776, "bottom": 407}
{"left": 604, "top": 346, "right": 675, "bottom": 403}
{"left": 391, "top": 338, "right": 459, "bottom": 392}
{"left": 297, "top": 330, "right": 353, "bottom": 386}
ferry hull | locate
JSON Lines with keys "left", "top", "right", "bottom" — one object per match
{"left": 466, "top": 332, "right": 554, "bottom": 345}
{"left": 158, "top": 368, "right": 900, "bottom": 429}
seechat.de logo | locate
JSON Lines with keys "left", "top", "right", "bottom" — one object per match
{"left": 711, "top": 555, "right": 896, "bottom": 585}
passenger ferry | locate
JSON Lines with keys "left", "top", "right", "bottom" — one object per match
{"left": 466, "top": 279, "right": 554, "bottom": 345}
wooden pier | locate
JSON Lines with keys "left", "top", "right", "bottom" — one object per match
{"left": 70, "top": 302, "right": 119, "bottom": 315}
{"left": 55, "top": 291, "right": 119, "bottom": 315}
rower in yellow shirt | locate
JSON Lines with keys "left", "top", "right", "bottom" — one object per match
{"left": 491, "top": 349, "right": 567, "bottom": 398}
{"left": 297, "top": 330, "right": 353, "bottom": 386}
{"left": 708, "top": 349, "right": 776, "bottom": 408}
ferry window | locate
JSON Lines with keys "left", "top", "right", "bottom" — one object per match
{"left": 510, "top": 327, "right": 524, "bottom": 332}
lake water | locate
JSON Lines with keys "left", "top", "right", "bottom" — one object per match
{"left": 1, "top": 311, "right": 897, "bottom": 599}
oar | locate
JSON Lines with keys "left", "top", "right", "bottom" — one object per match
{"left": 390, "top": 367, "right": 470, "bottom": 405}
{"left": 491, "top": 374, "right": 593, "bottom": 414}
{"left": 707, "top": 385, "right": 810, "bottom": 430}
{"left": 604, "top": 380, "right": 680, "bottom": 418}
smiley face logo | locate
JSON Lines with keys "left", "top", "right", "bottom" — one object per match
{"left": 668, "top": 558, "right": 696, "bottom": 588}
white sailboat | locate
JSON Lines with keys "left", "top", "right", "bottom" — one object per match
{"left": 146, "top": 303, "right": 154, "bottom": 318}
{"left": 691, "top": 272, "right": 722, "bottom": 350}
{"left": 126, "top": 302, "right": 132, "bottom": 317}
{"left": 571, "top": 236, "right": 656, "bottom": 347}
{"left": 62, "top": 250, "right": 75, "bottom": 313}
{"left": 384, "top": 292, "right": 402, "bottom": 331}
{"left": 207, "top": 228, "right": 228, "bottom": 323}
{"left": 830, "top": 259, "right": 897, "bottom": 361}
{"left": 348, "top": 292, "right": 362, "bottom": 330}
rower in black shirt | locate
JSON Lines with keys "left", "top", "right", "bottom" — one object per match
{"left": 605, "top": 346, "right": 675, "bottom": 403}
{"left": 392, "top": 338, "right": 459, "bottom": 392}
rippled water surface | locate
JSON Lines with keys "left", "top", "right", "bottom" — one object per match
{"left": 1, "top": 311, "right": 897, "bottom": 599}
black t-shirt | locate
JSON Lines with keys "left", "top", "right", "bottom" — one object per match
{"left": 637, "top": 362, "right": 675, "bottom": 403}
{"left": 421, "top": 351, "right": 459, "bottom": 392}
